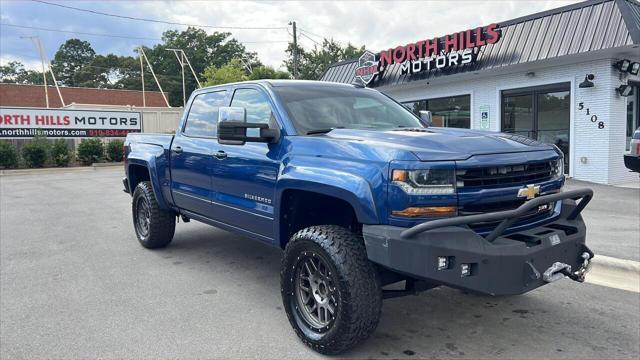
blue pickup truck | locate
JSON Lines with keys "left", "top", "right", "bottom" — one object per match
{"left": 123, "top": 80, "right": 593, "bottom": 354}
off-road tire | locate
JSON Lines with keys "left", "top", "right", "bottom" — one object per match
{"left": 280, "top": 225, "right": 382, "bottom": 355}
{"left": 132, "top": 181, "right": 175, "bottom": 249}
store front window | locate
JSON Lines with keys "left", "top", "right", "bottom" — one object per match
{"left": 502, "top": 83, "right": 570, "bottom": 172}
{"left": 626, "top": 83, "right": 639, "bottom": 151}
{"left": 403, "top": 95, "right": 470, "bottom": 128}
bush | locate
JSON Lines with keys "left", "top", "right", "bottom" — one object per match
{"left": 0, "top": 141, "right": 19, "bottom": 168}
{"left": 51, "top": 139, "right": 71, "bottom": 167}
{"left": 106, "top": 140, "right": 124, "bottom": 162}
{"left": 21, "top": 135, "right": 49, "bottom": 168}
{"left": 77, "top": 138, "right": 104, "bottom": 165}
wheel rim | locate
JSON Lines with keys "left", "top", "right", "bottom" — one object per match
{"left": 135, "top": 197, "right": 151, "bottom": 237}
{"left": 294, "top": 252, "right": 338, "bottom": 331}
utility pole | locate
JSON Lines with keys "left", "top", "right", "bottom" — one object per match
{"left": 289, "top": 21, "right": 298, "bottom": 79}
{"left": 22, "top": 36, "right": 49, "bottom": 107}
{"left": 166, "top": 49, "right": 186, "bottom": 106}
{"left": 139, "top": 47, "right": 170, "bottom": 107}
{"left": 138, "top": 47, "right": 146, "bottom": 107}
{"left": 22, "top": 36, "right": 65, "bottom": 108}
{"left": 166, "top": 49, "right": 201, "bottom": 106}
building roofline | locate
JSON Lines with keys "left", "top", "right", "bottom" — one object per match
{"left": 499, "top": 0, "right": 610, "bottom": 27}
{"left": 320, "top": 0, "right": 638, "bottom": 77}
{"left": 616, "top": 0, "right": 640, "bottom": 43}
{"left": 0, "top": 82, "right": 167, "bottom": 94}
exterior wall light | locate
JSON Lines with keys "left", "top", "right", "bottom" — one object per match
{"left": 617, "top": 84, "right": 634, "bottom": 97}
{"left": 614, "top": 59, "right": 639, "bottom": 75}
{"left": 579, "top": 74, "right": 595, "bottom": 88}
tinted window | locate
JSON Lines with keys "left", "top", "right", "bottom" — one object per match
{"left": 183, "top": 91, "right": 226, "bottom": 137}
{"left": 230, "top": 88, "right": 273, "bottom": 124}
{"left": 273, "top": 85, "right": 423, "bottom": 135}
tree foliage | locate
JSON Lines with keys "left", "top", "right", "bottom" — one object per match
{"left": 203, "top": 60, "right": 290, "bottom": 87}
{"left": 0, "top": 141, "right": 19, "bottom": 168}
{"left": 142, "top": 27, "right": 260, "bottom": 105}
{"left": 0, "top": 61, "right": 53, "bottom": 85}
{"left": 51, "top": 139, "right": 71, "bottom": 167}
{"left": 2, "top": 27, "right": 298, "bottom": 105}
{"left": 51, "top": 39, "right": 98, "bottom": 87}
{"left": 21, "top": 133, "right": 50, "bottom": 168}
{"left": 77, "top": 138, "right": 104, "bottom": 165}
{"left": 284, "top": 39, "right": 365, "bottom": 80}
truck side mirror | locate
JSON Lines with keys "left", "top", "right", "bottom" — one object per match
{"left": 419, "top": 110, "right": 433, "bottom": 127}
{"left": 217, "top": 107, "right": 279, "bottom": 145}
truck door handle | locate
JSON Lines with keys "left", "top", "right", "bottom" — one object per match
{"left": 173, "top": 146, "right": 183, "bottom": 153}
{"left": 213, "top": 150, "right": 227, "bottom": 160}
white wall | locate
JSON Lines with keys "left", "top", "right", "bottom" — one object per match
{"left": 380, "top": 59, "right": 638, "bottom": 185}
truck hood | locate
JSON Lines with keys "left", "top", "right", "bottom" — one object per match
{"left": 324, "top": 127, "right": 556, "bottom": 161}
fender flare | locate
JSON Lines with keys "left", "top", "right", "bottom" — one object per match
{"left": 275, "top": 168, "right": 379, "bottom": 225}
{"left": 127, "top": 154, "right": 170, "bottom": 210}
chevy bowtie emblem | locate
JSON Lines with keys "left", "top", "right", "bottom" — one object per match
{"left": 518, "top": 184, "right": 540, "bottom": 200}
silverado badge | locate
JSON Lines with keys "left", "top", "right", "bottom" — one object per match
{"left": 518, "top": 184, "right": 541, "bottom": 200}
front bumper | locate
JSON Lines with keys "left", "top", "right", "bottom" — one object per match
{"left": 624, "top": 154, "right": 640, "bottom": 172}
{"left": 363, "top": 189, "right": 593, "bottom": 296}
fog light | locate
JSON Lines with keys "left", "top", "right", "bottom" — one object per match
{"left": 438, "top": 256, "right": 448, "bottom": 270}
{"left": 461, "top": 263, "right": 471, "bottom": 277}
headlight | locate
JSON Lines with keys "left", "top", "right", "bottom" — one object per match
{"left": 551, "top": 159, "right": 564, "bottom": 178}
{"left": 392, "top": 169, "right": 455, "bottom": 195}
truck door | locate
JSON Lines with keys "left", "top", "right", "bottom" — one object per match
{"left": 209, "top": 87, "right": 282, "bottom": 242}
{"left": 170, "top": 90, "right": 228, "bottom": 218}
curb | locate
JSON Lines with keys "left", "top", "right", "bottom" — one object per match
{"left": 0, "top": 163, "right": 122, "bottom": 176}
{"left": 592, "top": 255, "right": 640, "bottom": 273}
{"left": 92, "top": 162, "right": 124, "bottom": 168}
{"left": 587, "top": 255, "right": 640, "bottom": 293}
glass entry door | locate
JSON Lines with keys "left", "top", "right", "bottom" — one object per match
{"left": 502, "top": 83, "right": 571, "bottom": 172}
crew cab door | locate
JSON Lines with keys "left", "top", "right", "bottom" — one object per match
{"left": 170, "top": 89, "right": 228, "bottom": 218}
{"left": 210, "top": 86, "right": 282, "bottom": 241}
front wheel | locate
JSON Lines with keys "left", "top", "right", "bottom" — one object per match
{"left": 280, "top": 225, "right": 382, "bottom": 355}
{"left": 132, "top": 181, "right": 175, "bottom": 249}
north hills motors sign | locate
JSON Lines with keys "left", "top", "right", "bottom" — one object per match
{"left": 0, "top": 107, "right": 141, "bottom": 138}
{"left": 355, "top": 23, "right": 501, "bottom": 86}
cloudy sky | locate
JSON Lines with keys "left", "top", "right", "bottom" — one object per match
{"left": 1, "top": 0, "right": 579, "bottom": 72}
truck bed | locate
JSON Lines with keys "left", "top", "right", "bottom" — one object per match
{"left": 126, "top": 133, "right": 174, "bottom": 149}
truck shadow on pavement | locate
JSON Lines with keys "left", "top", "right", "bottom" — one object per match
{"left": 155, "top": 223, "right": 636, "bottom": 359}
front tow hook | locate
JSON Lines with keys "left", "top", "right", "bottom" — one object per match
{"left": 543, "top": 252, "right": 593, "bottom": 283}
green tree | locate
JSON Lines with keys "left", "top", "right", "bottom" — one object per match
{"left": 21, "top": 134, "right": 50, "bottom": 168}
{"left": 284, "top": 39, "right": 365, "bottom": 80}
{"left": 249, "top": 65, "right": 290, "bottom": 81}
{"left": 51, "top": 139, "right": 71, "bottom": 167}
{"left": 203, "top": 59, "right": 247, "bottom": 86}
{"left": 0, "top": 141, "right": 19, "bottom": 168}
{"left": 0, "top": 61, "right": 53, "bottom": 85}
{"left": 142, "top": 27, "right": 258, "bottom": 106}
{"left": 51, "top": 39, "right": 98, "bottom": 87}
{"left": 77, "top": 138, "right": 104, "bottom": 165}
{"left": 105, "top": 140, "right": 124, "bottom": 162}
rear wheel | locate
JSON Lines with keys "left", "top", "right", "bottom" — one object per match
{"left": 132, "top": 181, "right": 175, "bottom": 249}
{"left": 280, "top": 225, "right": 382, "bottom": 355}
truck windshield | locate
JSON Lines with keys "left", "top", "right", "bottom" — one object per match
{"left": 273, "top": 85, "right": 425, "bottom": 135}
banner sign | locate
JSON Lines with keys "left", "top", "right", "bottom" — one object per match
{"left": 355, "top": 23, "right": 501, "bottom": 86}
{"left": 0, "top": 107, "right": 142, "bottom": 138}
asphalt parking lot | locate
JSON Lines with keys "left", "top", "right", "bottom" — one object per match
{"left": 1, "top": 167, "right": 639, "bottom": 359}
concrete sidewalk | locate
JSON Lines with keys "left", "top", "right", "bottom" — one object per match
{"left": 565, "top": 179, "right": 640, "bottom": 262}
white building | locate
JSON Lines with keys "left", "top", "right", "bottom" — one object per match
{"left": 321, "top": 0, "right": 640, "bottom": 185}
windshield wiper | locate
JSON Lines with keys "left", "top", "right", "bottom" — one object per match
{"left": 306, "top": 127, "right": 344, "bottom": 135}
